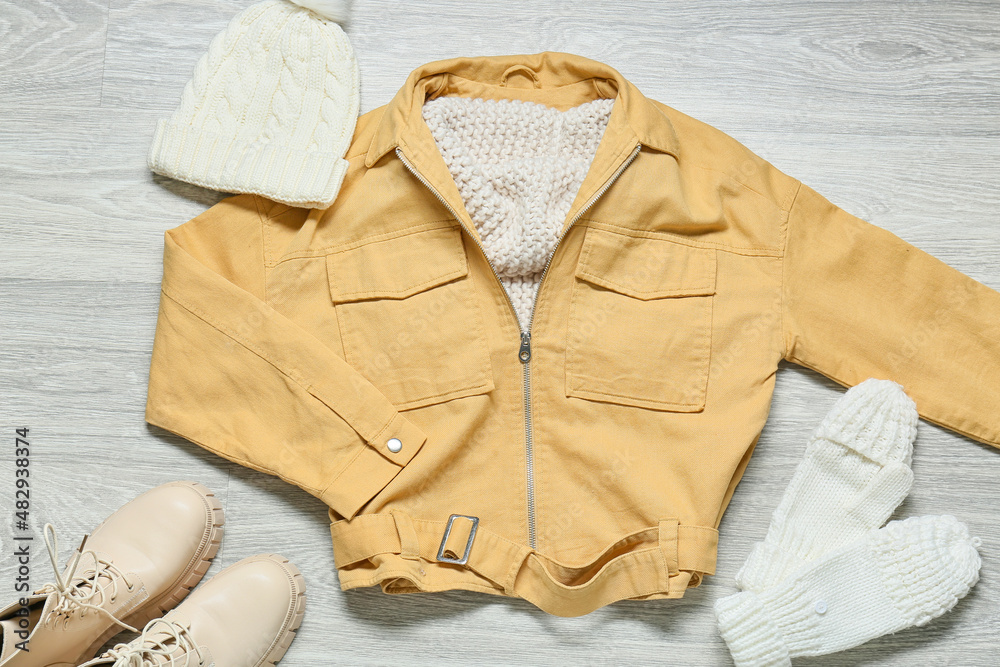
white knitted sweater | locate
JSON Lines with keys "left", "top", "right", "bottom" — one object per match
{"left": 422, "top": 96, "right": 615, "bottom": 328}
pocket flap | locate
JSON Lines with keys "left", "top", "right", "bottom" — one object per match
{"left": 328, "top": 225, "right": 468, "bottom": 302}
{"left": 575, "top": 228, "right": 716, "bottom": 299}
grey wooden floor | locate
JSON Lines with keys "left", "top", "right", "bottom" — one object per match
{"left": 2, "top": 1, "right": 999, "bottom": 665}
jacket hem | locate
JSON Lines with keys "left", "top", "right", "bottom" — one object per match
{"left": 328, "top": 509, "right": 717, "bottom": 617}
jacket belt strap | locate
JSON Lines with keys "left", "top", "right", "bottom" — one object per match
{"left": 330, "top": 511, "right": 719, "bottom": 612}
{"left": 332, "top": 512, "right": 530, "bottom": 594}
{"left": 390, "top": 508, "right": 422, "bottom": 561}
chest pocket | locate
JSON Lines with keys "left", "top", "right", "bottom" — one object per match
{"left": 327, "top": 225, "right": 495, "bottom": 410}
{"left": 565, "top": 227, "right": 716, "bottom": 412}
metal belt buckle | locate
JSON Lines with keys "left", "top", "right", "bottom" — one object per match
{"left": 436, "top": 514, "right": 479, "bottom": 565}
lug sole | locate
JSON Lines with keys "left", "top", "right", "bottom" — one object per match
{"left": 250, "top": 554, "right": 307, "bottom": 666}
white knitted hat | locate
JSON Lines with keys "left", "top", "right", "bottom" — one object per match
{"left": 148, "top": 0, "right": 360, "bottom": 209}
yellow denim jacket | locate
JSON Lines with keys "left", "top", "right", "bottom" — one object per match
{"left": 146, "top": 51, "right": 1000, "bottom": 617}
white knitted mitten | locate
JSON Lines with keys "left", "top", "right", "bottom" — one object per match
{"left": 716, "top": 515, "right": 982, "bottom": 666}
{"left": 735, "top": 379, "right": 918, "bottom": 593}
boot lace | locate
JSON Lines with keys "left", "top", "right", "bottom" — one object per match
{"left": 101, "top": 617, "right": 207, "bottom": 667}
{"left": 36, "top": 522, "right": 138, "bottom": 633}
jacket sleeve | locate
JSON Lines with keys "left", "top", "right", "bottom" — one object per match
{"left": 145, "top": 194, "right": 427, "bottom": 519}
{"left": 781, "top": 181, "right": 1000, "bottom": 449}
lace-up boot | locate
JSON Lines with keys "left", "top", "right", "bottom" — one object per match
{"left": 0, "top": 481, "right": 224, "bottom": 666}
{"left": 80, "top": 554, "right": 305, "bottom": 667}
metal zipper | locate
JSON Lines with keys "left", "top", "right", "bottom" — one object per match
{"left": 520, "top": 142, "right": 642, "bottom": 549}
{"left": 396, "top": 142, "right": 642, "bottom": 550}
{"left": 519, "top": 330, "right": 535, "bottom": 547}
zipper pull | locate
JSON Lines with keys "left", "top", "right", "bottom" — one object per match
{"left": 518, "top": 332, "right": 532, "bottom": 363}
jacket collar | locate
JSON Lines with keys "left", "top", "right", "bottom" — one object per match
{"left": 365, "top": 51, "right": 679, "bottom": 169}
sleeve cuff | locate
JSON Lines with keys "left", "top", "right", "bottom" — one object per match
{"left": 320, "top": 412, "right": 427, "bottom": 520}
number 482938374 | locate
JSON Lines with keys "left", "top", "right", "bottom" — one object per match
{"left": 14, "top": 427, "right": 30, "bottom": 530}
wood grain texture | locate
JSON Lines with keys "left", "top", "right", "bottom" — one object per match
{"left": 1, "top": 1, "right": 998, "bottom": 665}
{"left": 0, "top": 0, "right": 109, "bottom": 108}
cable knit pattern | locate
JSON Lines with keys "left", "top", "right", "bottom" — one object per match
{"left": 872, "top": 515, "right": 982, "bottom": 627}
{"left": 716, "top": 516, "right": 982, "bottom": 666}
{"left": 148, "top": 0, "right": 360, "bottom": 209}
{"left": 422, "top": 96, "right": 614, "bottom": 328}
{"left": 735, "top": 379, "right": 917, "bottom": 593}
{"left": 814, "top": 378, "right": 918, "bottom": 466}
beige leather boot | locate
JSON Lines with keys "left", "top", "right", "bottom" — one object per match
{"left": 0, "top": 481, "right": 224, "bottom": 667}
{"left": 81, "top": 554, "right": 306, "bottom": 666}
